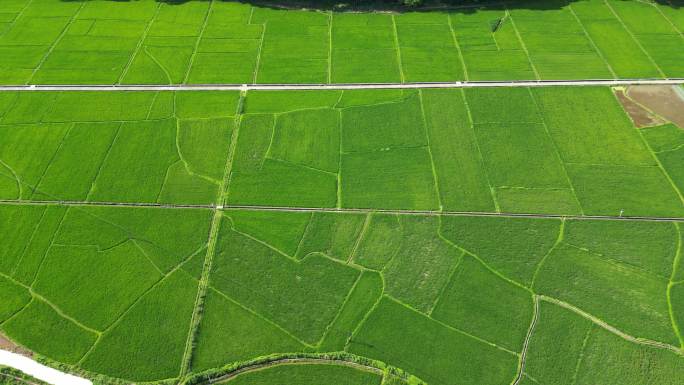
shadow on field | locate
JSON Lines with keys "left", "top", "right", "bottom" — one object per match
{"left": 58, "top": 0, "right": 684, "bottom": 12}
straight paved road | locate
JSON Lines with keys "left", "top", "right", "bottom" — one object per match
{"left": 0, "top": 199, "right": 682, "bottom": 223}
{"left": 0, "top": 78, "right": 683, "bottom": 92}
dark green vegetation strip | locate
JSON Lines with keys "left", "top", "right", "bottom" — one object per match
{"left": 215, "top": 362, "right": 382, "bottom": 385}
{"left": 0, "top": 85, "right": 683, "bottom": 385}
{"left": 0, "top": 1, "right": 683, "bottom": 85}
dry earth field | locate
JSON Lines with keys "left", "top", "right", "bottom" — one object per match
{"left": 1, "top": 1, "right": 684, "bottom": 385}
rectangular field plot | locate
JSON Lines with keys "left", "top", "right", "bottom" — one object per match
{"left": 252, "top": 8, "right": 329, "bottom": 84}
{"left": 509, "top": 2, "right": 613, "bottom": 79}
{"left": 607, "top": 0, "right": 684, "bottom": 78}
{"left": 450, "top": 8, "right": 537, "bottom": 81}
{"left": 330, "top": 13, "right": 401, "bottom": 83}
{"left": 185, "top": 2, "right": 262, "bottom": 84}
{"left": 394, "top": 12, "right": 464, "bottom": 82}
{"left": 0, "top": 91, "right": 239, "bottom": 205}
{"left": 570, "top": 0, "right": 662, "bottom": 78}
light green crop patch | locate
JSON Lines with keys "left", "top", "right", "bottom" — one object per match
{"left": 2, "top": 299, "right": 97, "bottom": 365}
{"left": 210, "top": 224, "right": 359, "bottom": 345}
{"left": 431, "top": 255, "right": 534, "bottom": 352}
{"left": 348, "top": 297, "right": 519, "bottom": 385}
{"left": 191, "top": 289, "right": 305, "bottom": 372}
{"left": 382, "top": 216, "right": 462, "bottom": 313}
{"left": 81, "top": 270, "right": 199, "bottom": 381}
{"left": 440, "top": 215, "right": 561, "bottom": 287}
{"left": 535, "top": 243, "right": 677, "bottom": 345}
{"left": 0, "top": 91, "right": 238, "bottom": 205}
{"left": 526, "top": 301, "right": 684, "bottom": 385}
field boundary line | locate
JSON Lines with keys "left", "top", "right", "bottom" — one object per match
{"left": 208, "top": 286, "right": 315, "bottom": 349}
{"left": 29, "top": 124, "right": 73, "bottom": 198}
{"left": 117, "top": 2, "right": 162, "bottom": 84}
{"left": 604, "top": 0, "right": 667, "bottom": 78}
{"left": 1, "top": 79, "right": 683, "bottom": 91}
{"left": 512, "top": 295, "right": 539, "bottom": 385}
{"left": 0, "top": 159, "right": 23, "bottom": 199}
{"left": 651, "top": 1, "right": 684, "bottom": 40}
{"left": 530, "top": 219, "right": 565, "bottom": 288}
{"left": 0, "top": 0, "right": 34, "bottom": 40}
{"left": 438, "top": 231, "right": 532, "bottom": 293}
{"left": 505, "top": 8, "right": 541, "bottom": 81}
{"left": 391, "top": 15, "right": 406, "bottom": 83}
{"left": 27, "top": 2, "right": 86, "bottom": 84}
{"left": 315, "top": 272, "right": 363, "bottom": 349}
{"left": 347, "top": 213, "right": 371, "bottom": 264}
{"left": 427, "top": 251, "right": 464, "bottom": 316}
{"left": 567, "top": 4, "right": 617, "bottom": 79}
{"left": 78, "top": 245, "right": 208, "bottom": 367}
{"left": 85, "top": 123, "right": 122, "bottom": 201}
{"left": 327, "top": 11, "right": 333, "bottom": 84}
{"left": 178, "top": 90, "right": 246, "bottom": 380}
{"left": 336, "top": 109, "right": 343, "bottom": 208}
{"left": 9, "top": 207, "right": 49, "bottom": 277}
{"left": 251, "top": 9, "right": 266, "bottom": 85}
{"left": 540, "top": 295, "right": 684, "bottom": 355}
{"left": 388, "top": 295, "right": 519, "bottom": 356}
{"left": 1, "top": 199, "right": 683, "bottom": 223}
{"left": 418, "top": 90, "right": 444, "bottom": 211}
{"left": 570, "top": 324, "right": 594, "bottom": 385}
{"left": 667, "top": 222, "right": 684, "bottom": 348}
{"left": 459, "top": 88, "right": 501, "bottom": 211}
{"left": 178, "top": 209, "right": 222, "bottom": 380}
{"left": 182, "top": 0, "right": 214, "bottom": 85}
{"left": 446, "top": 13, "right": 469, "bottom": 81}
{"left": 528, "top": 89, "right": 585, "bottom": 215}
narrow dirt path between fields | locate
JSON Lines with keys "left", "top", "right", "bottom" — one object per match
{"left": 0, "top": 78, "right": 682, "bottom": 92}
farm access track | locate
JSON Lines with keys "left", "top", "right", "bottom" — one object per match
{"left": 0, "top": 199, "right": 682, "bottom": 223}
{"left": 0, "top": 78, "right": 683, "bottom": 92}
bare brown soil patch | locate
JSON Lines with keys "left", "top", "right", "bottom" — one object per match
{"left": 613, "top": 88, "right": 665, "bottom": 128}
{"left": 626, "top": 85, "right": 684, "bottom": 129}
{"left": 0, "top": 334, "right": 32, "bottom": 358}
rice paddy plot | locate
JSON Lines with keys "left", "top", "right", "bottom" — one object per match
{"left": 228, "top": 87, "right": 684, "bottom": 217}
{"left": 0, "top": 91, "right": 238, "bottom": 205}
{"left": 525, "top": 301, "right": 684, "bottom": 385}
{"left": 1, "top": 203, "right": 683, "bottom": 383}
{"left": 1, "top": 1, "right": 683, "bottom": 84}
{"left": 0, "top": 203, "right": 213, "bottom": 382}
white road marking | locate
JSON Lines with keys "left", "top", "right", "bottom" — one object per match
{"left": 0, "top": 350, "right": 92, "bottom": 385}
{"left": 0, "top": 78, "right": 682, "bottom": 92}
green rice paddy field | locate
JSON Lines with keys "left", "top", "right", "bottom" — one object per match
{"left": 0, "top": 0, "right": 683, "bottom": 84}
{"left": 2, "top": 1, "right": 684, "bottom": 384}
{"left": 0, "top": 85, "right": 683, "bottom": 385}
